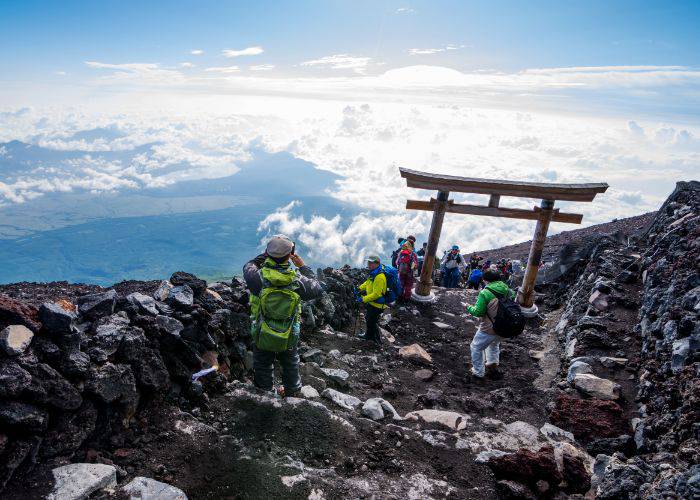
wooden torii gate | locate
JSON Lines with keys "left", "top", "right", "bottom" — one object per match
{"left": 399, "top": 168, "right": 608, "bottom": 315}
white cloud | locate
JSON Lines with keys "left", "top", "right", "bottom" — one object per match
{"left": 190, "top": 49, "right": 204, "bottom": 55}
{"left": 396, "top": 7, "right": 415, "bottom": 14}
{"left": 249, "top": 64, "right": 275, "bottom": 71}
{"left": 204, "top": 65, "right": 240, "bottom": 73}
{"left": 84, "top": 61, "right": 183, "bottom": 83}
{"left": 300, "top": 54, "right": 373, "bottom": 74}
{"left": 180, "top": 62, "right": 195, "bottom": 68}
{"left": 222, "top": 46, "right": 264, "bottom": 58}
{"left": 409, "top": 45, "right": 465, "bottom": 55}
{"left": 54, "top": 71, "right": 67, "bottom": 76}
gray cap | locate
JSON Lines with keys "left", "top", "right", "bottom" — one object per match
{"left": 266, "top": 234, "right": 294, "bottom": 258}
{"left": 366, "top": 255, "right": 380, "bottom": 263}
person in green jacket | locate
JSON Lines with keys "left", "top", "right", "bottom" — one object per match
{"left": 357, "top": 255, "right": 387, "bottom": 346}
{"left": 466, "top": 269, "right": 515, "bottom": 379}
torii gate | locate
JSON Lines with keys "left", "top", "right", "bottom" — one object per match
{"left": 399, "top": 168, "right": 608, "bottom": 316}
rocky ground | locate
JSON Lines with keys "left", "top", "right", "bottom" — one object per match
{"left": 0, "top": 183, "right": 697, "bottom": 499}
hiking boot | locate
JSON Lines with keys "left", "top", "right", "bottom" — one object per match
{"left": 357, "top": 332, "right": 372, "bottom": 341}
{"left": 485, "top": 363, "right": 503, "bottom": 380}
{"left": 468, "top": 368, "right": 485, "bottom": 382}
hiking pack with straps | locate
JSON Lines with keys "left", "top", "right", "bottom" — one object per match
{"left": 249, "top": 259, "right": 302, "bottom": 352}
{"left": 484, "top": 285, "right": 525, "bottom": 338}
{"left": 397, "top": 251, "right": 413, "bottom": 274}
{"left": 379, "top": 264, "right": 401, "bottom": 305}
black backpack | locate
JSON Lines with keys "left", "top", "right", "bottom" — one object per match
{"left": 485, "top": 286, "right": 525, "bottom": 338}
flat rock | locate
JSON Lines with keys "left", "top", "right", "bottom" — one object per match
{"left": 300, "top": 385, "right": 320, "bottom": 399}
{"left": 319, "top": 367, "right": 350, "bottom": 386}
{"left": 127, "top": 292, "right": 159, "bottom": 316}
{"left": 414, "top": 369, "right": 435, "bottom": 381}
{"left": 540, "top": 423, "right": 575, "bottom": 442}
{"left": 0, "top": 324, "right": 33, "bottom": 356}
{"left": 48, "top": 463, "right": 117, "bottom": 500}
{"left": 0, "top": 294, "right": 41, "bottom": 332}
{"left": 405, "top": 409, "right": 470, "bottom": 431}
{"left": 599, "top": 357, "right": 627, "bottom": 368}
{"left": 399, "top": 343, "right": 433, "bottom": 364}
{"left": 567, "top": 360, "right": 592, "bottom": 384}
{"left": 122, "top": 476, "right": 188, "bottom": 500}
{"left": 588, "top": 290, "right": 609, "bottom": 312}
{"left": 321, "top": 388, "right": 362, "bottom": 411}
{"left": 572, "top": 373, "right": 620, "bottom": 400}
{"left": 432, "top": 321, "right": 453, "bottom": 329}
{"left": 39, "top": 302, "right": 76, "bottom": 333}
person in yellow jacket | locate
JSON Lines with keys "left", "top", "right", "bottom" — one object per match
{"left": 357, "top": 255, "right": 387, "bottom": 346}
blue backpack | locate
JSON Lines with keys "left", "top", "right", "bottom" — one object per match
{"left": 380, "top": 265, "right": 402, "bottom": 304}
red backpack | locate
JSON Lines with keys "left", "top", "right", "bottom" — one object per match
{"left": 398, "top": 250, "right": 413, "bottom": 274}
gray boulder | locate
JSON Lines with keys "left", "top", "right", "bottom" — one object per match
{"left": 77, "top": 290, "right": 117, "bottom": 320}
{"left": 567, "top": 360, "right": 593, "bottom": 383}
{"left": 122, "top": 476, "right": 188, "bottom": 500}
{"left": 127, "top": 292, "right": 159, "bottom": 316}
{"left": 156, "top": 315, "right": 184, "bottom": 336}
{"left": 39, "top": 302, "right": 76, "bottom": 333}
{"left": 22, "top": 362, "right": 82, "bottom": 410}
{"left": 0, "top": 325, "right": 34, "bottom": 356}
{"left": 48, "top": 463, "right": 117, "bottom": 500}
{"left": 85, "top": 362, "right": 138, "bottom": 405}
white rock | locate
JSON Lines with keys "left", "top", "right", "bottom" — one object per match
{"left": 0, "top": 324, "right": 34, "bottom": 356}
{"left": 572, "top": 373, "right": 620, "bottom": 400}
{"left": 404, "top": 409, "right": 470, "bottom": 431}
{"left": 432, "top": 321, "right": 452, "bottom": 329}
{"left": 379, "top": 399, "right": 403, "bottom": 420}
{"left": 48, "top": 463, "right": 117, "bottom": 500}
{"left": 361, "top": 398, "right": 385, "bottom": 420}
{"left": 122, "top": 477, "right": 188, "bottom": 500}
{"left": 567, "top": 360, "right": 592, "bottom": 383}
{"left": 320, "top": 368, "right": 350, "bottom": 385}
{"left": 475, "top": 449, "right": 510, "bottom": 463}
{"left": 379, "top": 327, "right": 395, "bottom": 343}
{"left": 321, "top": 388, "right": 362, "bottom": 411}
{"left": 300, "top": 385, "right": 320, "bottom": 399}
{"left": 540, "top": 423, "right": 575, "bottom": 442}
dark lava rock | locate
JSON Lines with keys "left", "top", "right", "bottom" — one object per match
{"left": 562, "top": 449, "right": 591, "bottom": 494}
{"left": 0, "top": 437, "right": 41, "bottom": 490}
{"left": 170, "top": 272, "right": 207, "bottom": 297}
{"left": 0, "top": 360, "right": 32, "bottom": 398}
{"left": 156, "top": 315, "right": 184, "bottom": 336}
{"left": 0, "top": 401, "right": 48, "bottom": 433}
{"left": 32, "top": 337, "right": 60, "bottom": 364}
{"left": 597, "top": 455, "right": 656, "bottom": 500}
{"left": 118, "top": 329, "right": 170, "bottom": 391}
{"left": 487, "top": 446, "right": 562, "bottom": 489}
{"left": 586, "top": 434, "right": 635, "bottom": 457}
{"left": 495, "top": 480, "right": 536, "bottom": 500}
{"left": 85, "top": 363, "right": 138, "bottom": 406}
{"left": 41, "top": 400, "right": 98, "bottom": 458}
{"left": 0, "top": 294, "right": 41, "bottom": 332}
{"left": 77, "top": 289, "right": 117, "bottom": 320}
{"left": 21, "top": 362, "right": 82, "bottom": 411}
{"left": 38, "top": 302, "right": 75, "bottom": 334}
{"left": 59, "top": 349, "right": 91, "bottom": 378}
{"left": 86, "top": 312, "right": 131, "bottom": 363}
{"left": 549, "top": 394, "right": 628, "bottom": 443}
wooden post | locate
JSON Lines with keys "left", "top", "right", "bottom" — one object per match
{"left": 517, "top": 199, "right": 555, "bottom": 310}
{"left": 488, "top": 194, "right": 500, "bottom": 208}
{"left": 415, "top": 190, "right": 449, "bottom": 296}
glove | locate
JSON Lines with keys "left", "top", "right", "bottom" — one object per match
{"left": 356, "top": 295, "right": 364, "bottom": 303}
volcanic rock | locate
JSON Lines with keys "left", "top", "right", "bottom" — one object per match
{"left": 122, "top": 476, "right": 188, "bottom": 500}
{"left": 571, "top": 373, "right": 620, "bottom": 400}
{"left": 48, "top": 463, "right": 117, "bottom": 500}
{"left": 77, "top": 289, "right": 117, "bottom": 320}
{"left": 0, "top": 325, "right": 33, "bottom": 356}
{"left": 170, "top": 271, "right": 207, "bottom": 297}
{"left": 39, "top": 302, "right": 76, "bottom": 333}
{"left": 0, "top": 360, "right": 32, "bottom": 398}
{"left": 486, "top": 446, "right": 562, "bottom": 489}
{"left": 414, "top": 369, "right": 435, "bottom": 381}
{"left": 321, "top": 388, "right": 361, "bottom": 411}
{"left": 85, "top": 362, "right": 138, "bottom": 406}
{"left": 126, "top": 292, "right": 159, "bottom": 316}
{"left": 0, "top": 401, "right": 48, "bottom": 432}
{"left": 549, "top": 395, "right": 628, "bottom": 443}
{"left": 399, "top": 343, "right": 433, "bottom": 364}
{"left": 22, "top": 362, "right": 82, "bottom": 410}
{"left": 405, "top": 409, "right": 470, "bottom": 431}
{"left": 0, "top": 294, "right": 40, "bottom": 332}
{"left": 41, "top": 400, "right": 98, "bottom": 458}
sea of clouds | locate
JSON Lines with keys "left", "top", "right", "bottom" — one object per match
{"left": 1, "top": 64, "right": 699, "bottom": 266}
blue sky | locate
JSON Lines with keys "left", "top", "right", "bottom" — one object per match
{"left": 2, "top": 0, "right": 699, "bottom": 81}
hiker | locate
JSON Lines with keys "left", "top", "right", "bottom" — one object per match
{"left": 243, "top": 234, "right": 323, "bottom": 396}
{"left": 499, "top": 258, "right": 511, "bottom": 281}
{"left": 397, "top": 240, "right": 418, "bottom": 300}
{"left": 441, "top": 245, "right": 464, "bottom": 288}
{"left": 469, "top": 253, "right": 482, "bottom": 272}
{"left": 466, "top": 269, "right": 516, "bottom": 379}
{"left": 357, "top": 255, "right": 388, "bottom": 346}
{"left": 482, "top": 259, "right": 491, "bottom": 272}
{"left": 467, "top": 267, "right": 483, "bottom": 290}
{"left": 416, "top": 242, "right": 428, "bottom": 275}
{"left": 391, "top": 237, "right": 404, "bottom": 268}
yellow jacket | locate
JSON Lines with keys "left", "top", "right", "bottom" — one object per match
{"left": 359, "top": 272, "right": 387, "bottom": 309}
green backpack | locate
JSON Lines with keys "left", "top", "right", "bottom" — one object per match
{"left": 249, "top": 259, "right": 302, "bottom": 352}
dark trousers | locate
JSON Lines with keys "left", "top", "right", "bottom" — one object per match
{"left": 253, "top": 344, "right": 302, "bottom": 393}
{"left": 443, "top": 267, "right": 460, "bottom": 288}
{"left": 365, "top": 304, "right": 382, "bottom": 342}
{"left": 399, "top": 272, "right": 414, "bottom": 300}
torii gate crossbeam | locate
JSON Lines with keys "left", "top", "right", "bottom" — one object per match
{"left": 400, "top": 168, "right": 608, "bottom": 316}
